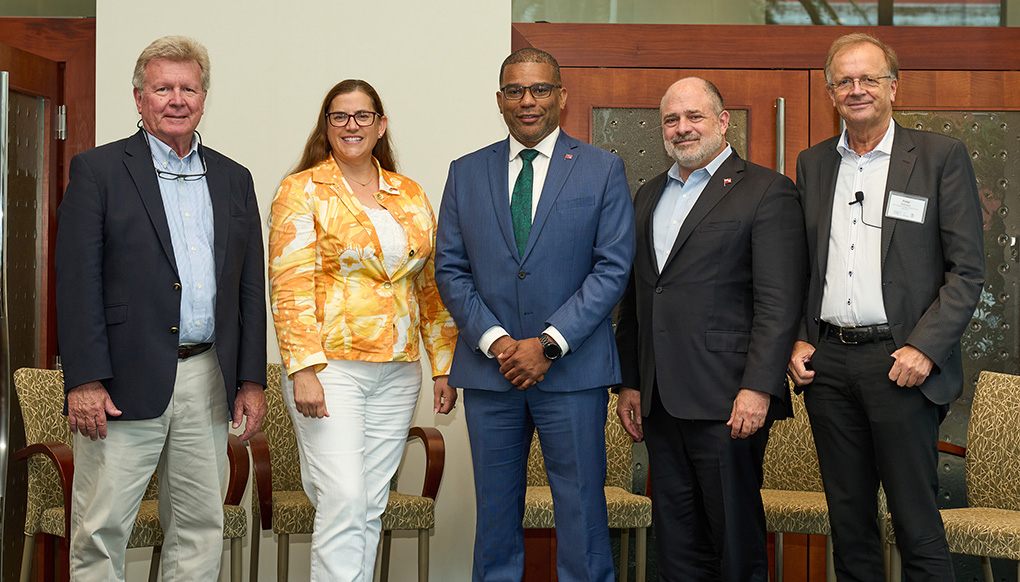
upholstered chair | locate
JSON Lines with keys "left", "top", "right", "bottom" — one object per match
{"left": 13, "top": 367, "right": 249, "bottom": 582}
{"left": 887, "top": 370, "right": 1020, "bottom": 582}
{"left": 249, "top": 363, "right": 445, "bottom": 582}
{"left": 523, "top": 390, "right": 652, "bottom": 582}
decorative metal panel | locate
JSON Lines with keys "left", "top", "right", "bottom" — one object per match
{"left": 593, "top": 107, "right": 748, "bottom": 197}
{"left": 5, "top": 91, "right": 44, "bottom": 371}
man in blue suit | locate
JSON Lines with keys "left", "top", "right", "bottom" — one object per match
{"left": 435, "top": 48, "right": 635, "bottom": 582}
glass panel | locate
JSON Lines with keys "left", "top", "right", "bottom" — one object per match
{"left": 5, "top": 90, "right": 45, "bottom": 370}
{"left": 592, "top": 107, "right": 748, "bottom": 197}
{"left": 513, "top": 0, "right": 1006, "bottom": 26}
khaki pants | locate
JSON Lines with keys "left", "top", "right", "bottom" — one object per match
{"left": 70, "top": 347, "right": 229, "bottom": 582}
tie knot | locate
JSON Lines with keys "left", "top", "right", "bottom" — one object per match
{"left": 519, "top": 149, "right": 539, "bottom": 164}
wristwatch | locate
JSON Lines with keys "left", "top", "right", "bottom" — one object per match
{"left": 539, "top": 334, "right": 562, "bottom": 361}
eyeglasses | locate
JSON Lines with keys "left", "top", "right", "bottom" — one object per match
{"left": 139, "top": 121, "right": 208, "bottom": 181}
{"left": 326, "top": 110, "right": 381, "bottom": 128}
{"left": 827, "top": 75, "right": 895, "bottom": 94}
{"left": 500, "top": 83, "right": 561, "bottom": 101}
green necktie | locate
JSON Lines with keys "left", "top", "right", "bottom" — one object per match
{"left": 511, "top": 149, "right": 539, "bottom": 257}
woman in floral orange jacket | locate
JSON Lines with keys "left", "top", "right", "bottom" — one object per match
{"left": 268, "top": 79, "right": 457, "bottom": 581}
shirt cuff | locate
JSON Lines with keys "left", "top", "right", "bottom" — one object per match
{"left": 479, "top": 326, "right": 510, "bottom": 358}
{"left": 543, "top": 326, "right": 570, "bottom": 355}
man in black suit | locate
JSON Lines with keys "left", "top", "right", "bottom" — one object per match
{"left": 55, "top": 36, "right": 266, "bottom": 581}
{"left": 787, "top": 33, "right": 984, "bottom": 581}
{"left": 616, "top": 77, "right": 806, "bottom": 581}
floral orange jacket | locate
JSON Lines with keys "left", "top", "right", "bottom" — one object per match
{"left": 269, "top": 157, "right": 456, "bottom": 378}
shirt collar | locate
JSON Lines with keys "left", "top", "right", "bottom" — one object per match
{"left": 667, "top": 143, "right": 733, "bottom": 184}
{"left": 837, "top": 119, "right": 895, "bottom": 157}
{"left": 145, "top": 130, "right": 200, "bottom": 163}
{"left": 508, "top": 127, "right": 560, "bottom": 162}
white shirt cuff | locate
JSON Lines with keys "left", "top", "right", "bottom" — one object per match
{"left": 479, "top": 326, "right": 509, "bottom": 358}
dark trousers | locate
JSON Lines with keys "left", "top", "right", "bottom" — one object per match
{"left": 644, "top": 388, "right": 771, "bottom": 582}
{"left": 804, "top": 336, "right": 953, "bottom": 582}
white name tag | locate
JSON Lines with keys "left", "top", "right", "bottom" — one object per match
{"left": 885, "top": 191, "right": 928, "bottom": 224}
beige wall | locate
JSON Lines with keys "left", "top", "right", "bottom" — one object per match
{"left": 96, "top": 1, "right": 510, "bottom": 579}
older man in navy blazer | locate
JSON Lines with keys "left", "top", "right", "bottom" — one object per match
{"left": 435, "top": 48, "right": 635, "bottom": 582}
{"left": 55, "top": 36, "right": 266, "bottom": 581}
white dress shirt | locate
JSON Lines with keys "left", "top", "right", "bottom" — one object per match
{"left": 820, "top": 119, "right": 895, "bottom": 327}
{"left": 478, "top": 129, "right": 570, "bottom": 358}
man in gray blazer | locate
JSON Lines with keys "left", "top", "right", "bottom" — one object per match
{"left": 55, "top": 36, "right": 266, "bottom": 581}
{"left": 615, "top": 78, "right": 806, "bottom": 581}
{"left": 788, "top": 33, "right": 984, "bottom": 581}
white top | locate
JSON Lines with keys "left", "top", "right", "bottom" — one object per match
{"left": 364, "top": 206, "right": 408, "bottom": 279}
{"left": 820, "top": 119, "right": 895, "bottom": 327}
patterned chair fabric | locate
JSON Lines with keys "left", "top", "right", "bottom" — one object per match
{"left": 524, "top": 391, "right": 652, "bottom": 582}
{"left": 887, "top": 371, "right": 1020, "bottom": 582}
{"left": 13, "top": 367, "right": 249, "bottom": 582}
{"left": 250, "top": 363, "right": 444, "bottom": 582}
{"left": 761, "top": 381, "right": 830, "bottom": 536}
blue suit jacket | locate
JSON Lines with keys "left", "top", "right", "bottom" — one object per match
{"left": 435, "top": 131, "right": 635, "bottom": 391}
{"left": 55, "top": 130, "right": 267, "bottom": 419}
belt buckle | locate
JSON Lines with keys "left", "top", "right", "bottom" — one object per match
{"left": 838, "top": 327, "right": 859, "bottom": 345}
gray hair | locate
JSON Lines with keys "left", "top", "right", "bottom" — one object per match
{"left": 132, "top": 36, "right": 211, "bottom": 92}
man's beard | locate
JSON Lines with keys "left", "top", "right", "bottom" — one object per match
{"left": 663, "top": 131, "right": 723, "bottom": 168}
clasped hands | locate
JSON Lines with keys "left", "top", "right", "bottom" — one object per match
{"left": 492, "top": 335, "right": 551, "bottom": 390}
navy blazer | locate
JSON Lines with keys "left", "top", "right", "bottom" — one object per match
{"left": 435, "top": 131, "right": 635, "bottom": 392}
{"left": 616, "top": 152, "right": 807, "bottom": 421}
{"left": 55, "top": 130, "right": 267, "bottom": 420}
{"left": 796, "top": 122, "right": 985, "bottom": 405}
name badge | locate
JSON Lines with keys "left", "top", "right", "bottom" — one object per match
{"left": 885, "top": 191, "right": 928, "bottom": 224}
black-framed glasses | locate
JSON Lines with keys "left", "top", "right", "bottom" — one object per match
{"left": 827, "top": 75, "right": 895, "bottom": 94}
{"left": 500, "top": 83, "right": 561, "bottom": 101}
{"left": 326, "top": 110, "right": 381, "bottom": 128}
{"left": 138, "top": 120, "right": 208, "bottom": 181}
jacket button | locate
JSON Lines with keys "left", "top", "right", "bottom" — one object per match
{"left": 170, "top": 327, "right": 179, "bottom": 334}
{"left": 518, "top": 271, "right": 527, "bottom": 279}
{"left": 655, "top": 286, "right": 663, "bottom": 293}
{"left": 173, "top": 283, "right": 182, "bottom": 291}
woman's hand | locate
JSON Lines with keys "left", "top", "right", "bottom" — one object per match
{"left": 433, "top": 375, "right": 457, "bottom": 414}
{"left": 292, "top": 367, "right": 329, "bottom": 418}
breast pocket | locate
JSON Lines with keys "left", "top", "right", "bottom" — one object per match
{"left": 698, "top": 220, "right": 740, "bottom": 232}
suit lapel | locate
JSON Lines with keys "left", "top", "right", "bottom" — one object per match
{"left": 661, "top": 152, "right": 744, "bottom": 273}
{"left": 487, "top": 139, "right": 519, "bottom": 260}
{"left": 124, "top": 130, "right": 179, "bottom": 278}
{"left": 523, "top": 132, "right": 576, "bottom": 261}
{"left": 883, "top": 123, "right": 916, "bottom": 265}
{"left": 204, "top": 145, "right": 229, "bottom": 285}
{"left": 815, "top": 140, "right": 841, "bottom": 280}
{"left": 637, "top": 173, "right": 669, "bottom": 276}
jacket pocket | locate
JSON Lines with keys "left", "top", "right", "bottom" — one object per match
{"left": 105, "top": 304, "right": 128, "bottom": 325}
{"left": 699, "top": 220, "right": 740, "bottom": 232}
{"left": 705, "top": 330, "right": 750, "bottom": 352}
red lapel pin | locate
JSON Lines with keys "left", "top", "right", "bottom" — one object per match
{"left": 723, "top": 177, "right": 732, "bottom": 185}
{"left": 565, "top": 154, "right": 573, "bottom": 160}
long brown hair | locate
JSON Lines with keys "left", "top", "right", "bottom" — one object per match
{"left": 291, "top": 79, "right": 398, "bottom": 174}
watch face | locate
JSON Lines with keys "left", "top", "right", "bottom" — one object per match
{"left": 541, "top": 337, "right": 562, "bottom": 360}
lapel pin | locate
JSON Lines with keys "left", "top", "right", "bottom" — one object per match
{"left": 565, "top": 154, "right": 573, "bottom": 160}
{"left": 723, "top": 177, "right": 732, "bottom": 185}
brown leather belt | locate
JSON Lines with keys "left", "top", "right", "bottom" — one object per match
{"left": 178, "top": 342, "right": 213, "bottom": 359}
{"left": 822, "top": 322, "right": 893, "bottom": 345}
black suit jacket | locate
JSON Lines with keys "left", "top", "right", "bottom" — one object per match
{"left": 617, "top": 151, "right": 807, "bottom": 421}
{"left": 796, "top": 122, "right": 985, "bottom": 405}
{"left": 55, "top": 130, "right": 267, "bottom": 420}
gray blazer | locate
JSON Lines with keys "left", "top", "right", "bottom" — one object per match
{"left": 795, "top": 122, "right": 985, "bottom": 405}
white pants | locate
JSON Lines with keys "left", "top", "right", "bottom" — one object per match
{"left": 283, "top": 359, "right": 422, "bottom": 582}
{"left": 70, "top": 347, "right": 228, "bottom": 582}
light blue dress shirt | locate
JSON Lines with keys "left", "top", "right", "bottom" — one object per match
{"left": 652, "top": 144, "right": 732, "bottom": 272}
{"left": 145, "top": 132, "right": 216, "bottom": 344}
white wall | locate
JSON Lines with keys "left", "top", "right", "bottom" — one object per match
{"left": 96, "top": 1, "right": 511, "bottom": 579}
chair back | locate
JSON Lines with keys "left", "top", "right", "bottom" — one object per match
{"left": 526, "top": 391, "right": 633, "bottom": 490}
{"left": 14, "top": 368, "right": 70, "bottom": 534}
{"left": 263, "top": 363, "right": 304, "bottom": 492}
{"left": 762, "top": 380, "right": 824, "bottom": 492}
{"left": 965, "top": 371, "right": 1020, "bottom": 510}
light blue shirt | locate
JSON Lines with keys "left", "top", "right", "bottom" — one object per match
{"left": 652, "top": 144, "right": 732, "bottom": 272}
{"left": 145, "top": 131, "right": 216, "bottom": 344}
